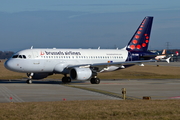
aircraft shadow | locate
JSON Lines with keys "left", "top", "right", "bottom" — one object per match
{"left": 0, "top": 79, "right": 86, "bottom": 84}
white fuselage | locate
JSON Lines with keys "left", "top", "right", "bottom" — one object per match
{"left": 5, "top": 48, "right": 129, "bottom": 73}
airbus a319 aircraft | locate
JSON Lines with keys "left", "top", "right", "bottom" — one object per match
{"left": 5, "top": 16, "right": 157, "bottom": 84}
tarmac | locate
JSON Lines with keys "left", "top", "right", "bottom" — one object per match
{"left": 0, "top": 62, "right": 180, "bottom": 103}
{"left": 0, "top": 78, "right": 180, "bottom": 103}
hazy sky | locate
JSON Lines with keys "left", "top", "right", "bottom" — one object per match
{"left": 0, "top": 0, "right": 180, "bottom": 51}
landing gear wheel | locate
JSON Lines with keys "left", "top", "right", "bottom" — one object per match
{"left": 62, "top": 77, "right": 71, "bottom": 84}
{"left": 90, "top": 78, "right": 100, "bottom": 84}
{"left": 26, "top": 79, "right": 32, "bottom": 84}
{"left": 67, "top": 77, "right": 71, "bottom": 83}
{"left": 90, "top": 78, "right": 95, "bottom": 84}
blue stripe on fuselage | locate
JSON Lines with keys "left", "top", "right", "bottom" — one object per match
{"left": 126, "top": 51, "right": 157, "bottom": 61}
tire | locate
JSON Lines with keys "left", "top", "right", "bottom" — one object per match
{"left": 90, "top": 78, "right": 100, "bottom": 84}
{"left": 94, "top": 78, "right": 100, "bottom": 84}
{"left": 62, "top": 77, "right": 67, "bottom": 83}
{"left": 62, "top": 77, "right": 71, "bottom": 84}
{"left": 67, "top": 77, "right": 71, "bottom": 83}
{"left": 26, "top": 79, "right": 32, "bottom": 84}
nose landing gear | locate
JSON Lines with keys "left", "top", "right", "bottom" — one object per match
{"left": 26, "top": 79, "right": 32, "bottom": 84}
{"left": 26, "top": 73, "right": 33, "bottom": 84}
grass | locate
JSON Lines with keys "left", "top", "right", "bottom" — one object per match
{"left": 0, "top": 100, "right": 180, "bottom": 120}
{"left": 1, "top": 60, "right": 180, "bottom": 120}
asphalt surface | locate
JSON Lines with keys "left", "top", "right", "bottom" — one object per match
{"left": 0, "top": 62, "right": 180, "bottom": 103}
{"left": 0, "top": 78, "right": 180, "bottom": 103}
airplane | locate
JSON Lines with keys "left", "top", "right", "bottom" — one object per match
{"left": 4, "top": 16, "right": 157, "bottom": 84}
{"left": 155, "top": 49, "right": 171, "bottom": 63}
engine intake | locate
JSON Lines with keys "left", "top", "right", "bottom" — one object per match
{"left": 70, "top": 67, "right": 92, "bottom": 80}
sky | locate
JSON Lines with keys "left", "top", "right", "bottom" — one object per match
{"left": 0, "top": 0, "right": 180, "bottom": 51}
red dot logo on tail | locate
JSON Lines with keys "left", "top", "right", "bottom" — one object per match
{"left": 126, "top": 16, "right": 153, "bottom": 51}
{"left": 130, "top": 45, "right": 135, "bottom": 50}
{"left": 132, "top": 40, "right": 138, "bottom": 44}
{"left": 137, "top": 31, "right": 141, "bottom": 34}
{"left": 135, "top": 35, "right": 140, "bottom": 39}
{"left": 142, "top": 43, "right": 146, "bottom": 47}
{"left": 145, "top": 40, "right": 149, "bottom": 43}
{"left": 136, "top": 45, "right": 141, "bottom": 49}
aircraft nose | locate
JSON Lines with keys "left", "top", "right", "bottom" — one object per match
{"left": 4, "top": 59, "right": 16, "bottom": 71}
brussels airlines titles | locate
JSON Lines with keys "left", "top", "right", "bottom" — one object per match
{"left": 41, "top": 51, "right": 82, "bottom": 56}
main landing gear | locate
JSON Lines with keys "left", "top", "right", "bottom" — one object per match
{"left": 90, "top": 77, "right": 100, "bottom": 84}
{"left": 61, "top": 75, "right": 100, "bottom": 84}
{"left": 62, "top": 75, "right": 71, "bottom": 84}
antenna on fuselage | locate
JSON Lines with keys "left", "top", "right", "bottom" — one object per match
{"left": 31, "top": 46, "right": 33, "bottom": 49}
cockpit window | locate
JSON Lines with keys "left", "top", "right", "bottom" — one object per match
{"left": 12, "top": 54, "right": 27, "bottom": 59}
{"left": 12, "top": 55, "right": 18, "bottom": 58}
{"left": 19, "top": 55, "right": 22, "bottom": 58}
{"left": 23, "top": 55, "right": 26, "bottom": 58}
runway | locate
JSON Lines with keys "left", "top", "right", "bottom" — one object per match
{"left": 0, "top": 79, "right": 180, "bottom": 103}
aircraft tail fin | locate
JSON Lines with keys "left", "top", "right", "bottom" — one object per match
{"left": 162, "top": 49, "right": 166, "bottom": 54}
{"left": 126, "top": 16, "right": 153, "bottom": 52}
{"left": 175, "top": 51, "right": 179, "bottom": 56}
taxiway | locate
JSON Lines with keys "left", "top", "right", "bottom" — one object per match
{"left": 0, "top": 79, "right": 180, "bottom": 103}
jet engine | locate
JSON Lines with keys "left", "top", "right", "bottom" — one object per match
{"left": 70, "top": 67, "right": 92, "bottom": 80}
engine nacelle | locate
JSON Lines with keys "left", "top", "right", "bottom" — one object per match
{"left": 70, "top": 67, "right": 92, "bottom": 80}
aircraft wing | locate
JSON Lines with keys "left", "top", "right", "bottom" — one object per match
{"left": 66, "top": 59, "right": 156, "bottom": 72}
